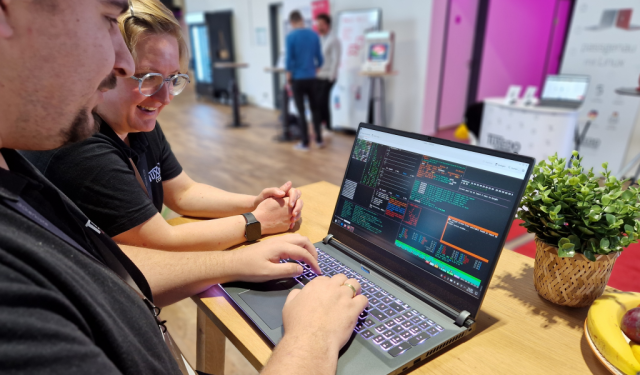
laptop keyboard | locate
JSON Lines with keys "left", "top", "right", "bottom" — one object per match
{"left": 279, "top": 248, "right": 445, "bottom": 358}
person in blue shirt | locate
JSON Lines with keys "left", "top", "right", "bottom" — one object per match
{"left": 286, "top": 10, "right": 324, "bottom": 151}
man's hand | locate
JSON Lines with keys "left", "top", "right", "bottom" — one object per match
{"left": 253, "top": 181, "right": 303, "bottom": 230}
{"left": 282, "top": 275, "right": 367, "bottom": 353}
{"left": 228, "top": 234, "right": 320, "bottom": 283}
{"left": 261, "top": 275, "right": 368, "bottom": 374}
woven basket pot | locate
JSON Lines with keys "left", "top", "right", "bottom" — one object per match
{"left": 533, "top": 236, "right": 619, "bottom": 307}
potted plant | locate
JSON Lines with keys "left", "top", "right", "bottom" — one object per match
{"left": 517, "top": 151, "right": 640, "bottom": 307}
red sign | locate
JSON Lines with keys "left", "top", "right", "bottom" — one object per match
{"left": 311, "top": 0, "right": 330, "bottom": 32}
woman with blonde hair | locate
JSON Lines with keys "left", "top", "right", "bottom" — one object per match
{"left": 24, "top": 0, "right": 304, "bottom": 252}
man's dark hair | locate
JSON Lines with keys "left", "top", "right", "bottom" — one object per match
{"left": 289, "top": 10, "right": 303, "bottom": 23}
{"left": 316, "top": 13, "right": 331, "bottom": 27}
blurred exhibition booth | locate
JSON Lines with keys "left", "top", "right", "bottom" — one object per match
{"left": 165, "top": 0, "right": 640, "bottom": 178}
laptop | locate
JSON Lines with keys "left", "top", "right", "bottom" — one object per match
{"left": 538, "top": 74, "right": 589, "bottom": 109}
{"left": 222, "top": 123, "right": 534, "bottom": 374}
{"left": 616, "top": 9, "right": 640, "bottom": 30}
{"left": 587, "top": 9, "right": 618, "bottom": 30}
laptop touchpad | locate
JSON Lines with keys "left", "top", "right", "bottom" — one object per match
{"left": 238, "top": 289, "right": 291, "bottom": 330}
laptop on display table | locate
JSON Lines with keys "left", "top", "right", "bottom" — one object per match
{"left": 538, "top": 74, "right": 589, "bottom": 109}
{"left": 222, "top": 123, "right": 534, "bottom": 375}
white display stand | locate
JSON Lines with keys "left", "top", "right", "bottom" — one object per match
{"left": 359, "top": 71, "right": 397, "bottom": 127}
{"left": 479, "top": 98, "right": 578, "bottom": 163}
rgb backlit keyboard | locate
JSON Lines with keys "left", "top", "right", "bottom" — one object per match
{"left": 279, "top": 248, "right": 445, "bottom": 358}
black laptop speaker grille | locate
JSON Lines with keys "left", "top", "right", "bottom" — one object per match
{"left": 425, "top": 331, "right": 465, "bottom": 357}
{"left": 393, "top": 331, "right": 466, "bottom": 375}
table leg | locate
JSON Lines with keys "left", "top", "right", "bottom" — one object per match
{"left": 367, "top": 76, "right": 374, "bottom": 124}
{"left": 196, "top": 307, "right": 226, "bottom": 375}
{"left": 230, "top": 77, "right": 241, "bottom": 127}
{"left": 275, "top": 82, "right": 295, "bottom": 142}
{"left": 380, "top": 77, "right": 386, "bottom": 126}
{"left": 282, "top": 84, "right": 290, "bottom": 138}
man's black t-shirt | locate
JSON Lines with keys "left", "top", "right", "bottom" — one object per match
{"left": 0, "top": 149, "right": 181, "bottom": 374}
{"left": 22, "top": 115, "right": 183, "bottom": 237}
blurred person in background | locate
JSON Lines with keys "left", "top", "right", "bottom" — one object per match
{"left": 286, "top": 10, "right": 324, "bottom": 151}
{"left": 315, "top": 13, "right": 341, "bottom": 135}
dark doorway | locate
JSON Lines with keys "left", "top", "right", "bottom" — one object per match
{"left": 269, "top": 3, "right": 285, "bottom": 110}
{"left": 206, "top": 11, "right": 236, "bottom": 100}
{"left": 189, "top": 21, "right": 214, "bottom": 99}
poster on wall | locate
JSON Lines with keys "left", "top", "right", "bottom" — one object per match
{"left": 560, "top": 0, "right": 640, "bottom": 175}
{"left": 332, "top": 9, "right": 381, "bottom": 130}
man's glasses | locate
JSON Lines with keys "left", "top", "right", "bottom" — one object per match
{"left": 130, "top": 73, "right": 191, "bottom": 97}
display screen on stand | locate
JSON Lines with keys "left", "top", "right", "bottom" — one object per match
{"left": 369, "top": 43, "right": 389, "bottom": 61}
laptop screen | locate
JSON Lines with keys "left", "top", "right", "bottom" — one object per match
{"left": 540, "top": 75, "right": 589, "bottom": 103}
{"left": 331, "top": 126, "right": 531, "bottom": 312}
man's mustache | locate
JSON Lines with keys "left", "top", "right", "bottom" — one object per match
{"left": 98, "top": 73, "right": 118, "bottom": 91}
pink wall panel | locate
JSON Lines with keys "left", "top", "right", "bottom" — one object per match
{"left": 545, "top": 0, "right": 571, "bottom": 77}
{"left": 421, "top": 0, "right": 449, "bottom": 135}
{"left": 475, "top": 0, "right": 558, "bottom": 101}
{"left": 438, "top": 0, "right": 479, "bottom": 129}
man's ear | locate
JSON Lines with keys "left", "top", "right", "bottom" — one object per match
{"left": 0, "top": 0, "right": 14, "bottom": 38}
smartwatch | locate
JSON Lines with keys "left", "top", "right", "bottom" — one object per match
{"left": 241, "top": 212, "right": 261, "bottom": 242}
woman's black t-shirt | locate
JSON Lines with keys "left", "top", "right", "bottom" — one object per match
{"left": 22, "top": 115, "right": 183, "bottom": 237}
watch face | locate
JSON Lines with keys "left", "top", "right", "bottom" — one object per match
{"left": 246, "top": 222, "right": 262, "bottom": 241}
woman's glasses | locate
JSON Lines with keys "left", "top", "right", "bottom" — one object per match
{"left": 130, "top": 73, "right": 191, "bottom": 97}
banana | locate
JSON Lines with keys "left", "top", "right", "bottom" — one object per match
{"left": 587, "top": 292, "right": 640, "bottom": 375}
{"left": 632, "top": 342, "right": 640, "bottom": 364}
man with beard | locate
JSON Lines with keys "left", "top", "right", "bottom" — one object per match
{"left": 0, "top": 1, "right": 367, "bottom": 374}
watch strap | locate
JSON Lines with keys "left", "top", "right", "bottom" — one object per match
{"left": 242, "top": 212, "right": 261, "bottom": 241}
{"left": 242, "top": 212, "right": 258, "bottom": 224}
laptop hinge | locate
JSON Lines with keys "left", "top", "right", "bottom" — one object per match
{"left": 322, "top": 234, "right": 334, "bottom": 244}
{"left": 323, "top": 235, "right": 464, "bottom": 322}
{"left": 455, "top": 310, "right": 472, "bottom": 328}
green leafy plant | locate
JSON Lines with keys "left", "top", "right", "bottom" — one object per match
{"left": 517, "top": 151, "right": 640, "bottom": 261}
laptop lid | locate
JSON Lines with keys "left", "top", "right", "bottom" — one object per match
{"left": 600, "top": 9, "right": 618, "bottom": 28}
{"left": 539, "top": 74, "right": 589, "bottom": 108}
{"left": 329, "top": 124, "right": 534, "bottom": 318}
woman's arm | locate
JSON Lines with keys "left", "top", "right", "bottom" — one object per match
{"left": 113, "top": 192, "right": 295, "bottom": 252}
{"left": 162, "top": 171, "right": 256, "bottom": 217}
{"left": 162, "top": 171, "right": 303, "bottom": 228}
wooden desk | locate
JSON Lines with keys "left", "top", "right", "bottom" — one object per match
{"left": 169, "top": 181, "right": 609, "bottom": 375}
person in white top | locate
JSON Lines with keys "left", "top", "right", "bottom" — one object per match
{"left": 315, "top": 14, "right": 341, "bottom": 132}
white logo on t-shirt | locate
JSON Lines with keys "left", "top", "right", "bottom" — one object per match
{"left": 85, "top": 220, "right": 101, "bottom": 234}
{"left": 148, "top": 165, "right": 161, "bottom": 183}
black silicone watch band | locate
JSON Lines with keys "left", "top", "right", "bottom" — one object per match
{"left": 242, "top": 212, "right": 261, "bottom": 241}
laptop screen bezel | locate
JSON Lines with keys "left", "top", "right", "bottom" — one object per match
{"left": 329, "top": 123, "right": 535, "bottom": 318}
